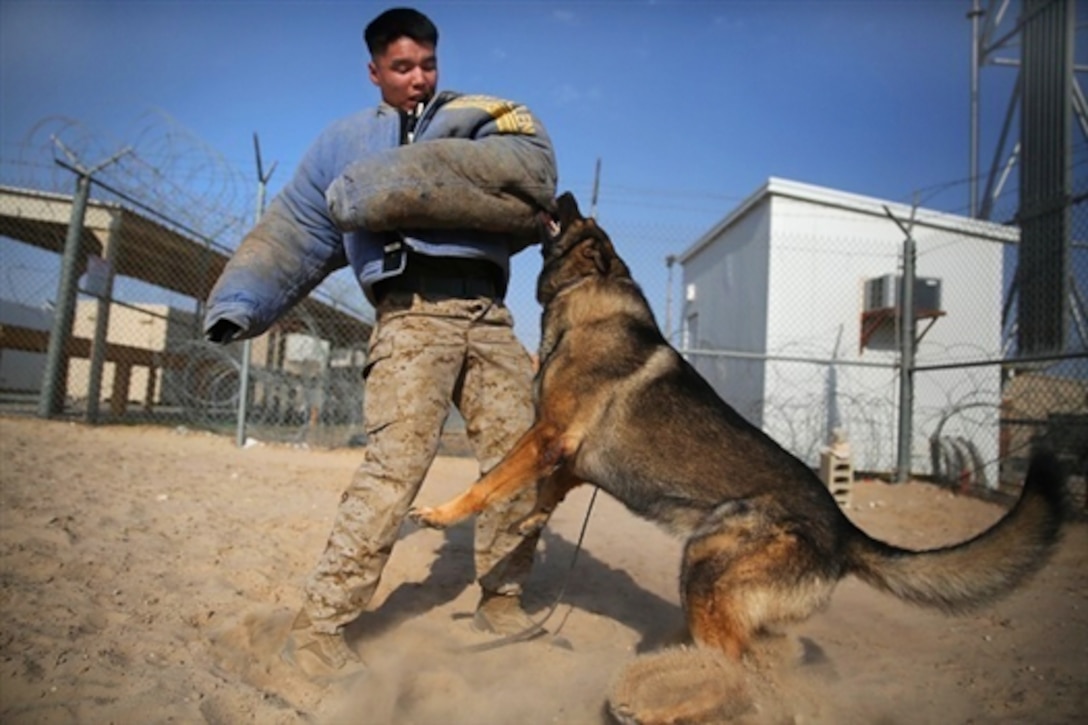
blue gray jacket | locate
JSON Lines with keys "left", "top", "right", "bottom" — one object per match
{"left": 204, "top": 90, "right": 557, "bottom": 342}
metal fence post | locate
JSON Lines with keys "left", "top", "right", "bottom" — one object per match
{"left": 38, "top": 142, "right": 131, "bottom": 419}
{"left": 896, "top": 230, "right": 917, "bottom": 483}
{"left": 236, "top": 133, "right": 276, "bottom": 447}
{"left": 37, "top": 172, "right": 93, "bottom": 418}
{"left": 85, "top": 210, "right": 122, "bottom": 423}
{"left": 884, "top": 203, "right": 919, "bottom": 483}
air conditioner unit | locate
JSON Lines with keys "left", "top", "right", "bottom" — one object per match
{"left": 864, "top": 275, "right": 942, "bottom": 312}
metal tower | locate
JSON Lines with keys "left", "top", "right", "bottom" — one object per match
{"left": 969, "top": 0, "right": 1087, "bottom": 355}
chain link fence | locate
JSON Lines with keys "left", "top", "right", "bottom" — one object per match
{"left": 1, "top": 152, "right": 1085, "bottom": 510}
{"left": 989, "top": 187, "right": 1088, "bottom": 500}
{"left": 676, "top": 181, "right": 1086, "bottom": 510}
{"left": 0, "top": 174, "right": 374, "bottom": 448}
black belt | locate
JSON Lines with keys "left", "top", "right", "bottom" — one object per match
{"left": 375, "top": 256, "right": 502, "bottom": 301}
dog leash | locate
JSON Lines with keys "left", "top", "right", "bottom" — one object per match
{"left": 455, "top": 487, "right": 599, "bottom": 653}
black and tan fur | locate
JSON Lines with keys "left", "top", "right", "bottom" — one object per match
{"left": 410, "top": 192, "right": 1068, "bottom": 660}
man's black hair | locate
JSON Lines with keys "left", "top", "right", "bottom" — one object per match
{"left": 364, "top": 7, "right": 438, "bottom": 56}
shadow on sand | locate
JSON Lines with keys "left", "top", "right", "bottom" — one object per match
{"left": 346, "top": 522, "right": 684, "bottom": 653}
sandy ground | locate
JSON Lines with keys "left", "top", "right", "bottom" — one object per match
{"left": 0, "top": 414, "right": 1085, "bottom": 724}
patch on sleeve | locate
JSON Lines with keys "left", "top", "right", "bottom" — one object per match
{"left": 445, "top": 94, "right": 537, "bottom": 135}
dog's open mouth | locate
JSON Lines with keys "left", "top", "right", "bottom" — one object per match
{"left": 544, "top": 216, "right": 561, "bottom": 239}
{"left": 538, "top": 203, "right": 562, "bottom": 240}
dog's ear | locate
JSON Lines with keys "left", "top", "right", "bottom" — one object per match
{"left": 555, "top": 192, "right": 583, "bottom": 229}
{"left": 581, "top": 235, "right": 611, "bottom": 275}
{"left": 579, "top": 228, "right": 631, "bottom": 278}
{"left": 581, "top": 244, "right": 606, "bottom": 275}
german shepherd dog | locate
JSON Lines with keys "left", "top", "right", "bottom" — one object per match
{"left": 410, "top": 192, "right": 1068, "bottom": 661}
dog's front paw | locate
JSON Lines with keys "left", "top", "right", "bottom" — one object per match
{"left": 407, "top": 506, "right": 448, "bottom": 530}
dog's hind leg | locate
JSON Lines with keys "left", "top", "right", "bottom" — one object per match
{"left": 680, "top": 501, "right": 836, "bottom": 662}
{"left": 683, "top": 581, "right": 753, "bottom": 661}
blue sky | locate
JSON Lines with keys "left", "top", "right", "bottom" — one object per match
{"left": 0, "top": 0, "right": 1067, "bottom": 347}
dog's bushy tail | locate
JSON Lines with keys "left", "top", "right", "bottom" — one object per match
{"left": 844, "top": 450, "right": 1068, "bottom": 613}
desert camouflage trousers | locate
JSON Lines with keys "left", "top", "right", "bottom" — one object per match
{"left": 303, "top": 291, "right": 540, "bottom": 633}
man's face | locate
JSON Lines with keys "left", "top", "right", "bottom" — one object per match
{"left": 368, "top": 37, "right": 438, "bottom": 112}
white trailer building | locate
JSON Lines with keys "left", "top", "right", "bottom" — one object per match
{"left": 677, "top": 178, "right": 1016, "bottom": 481}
